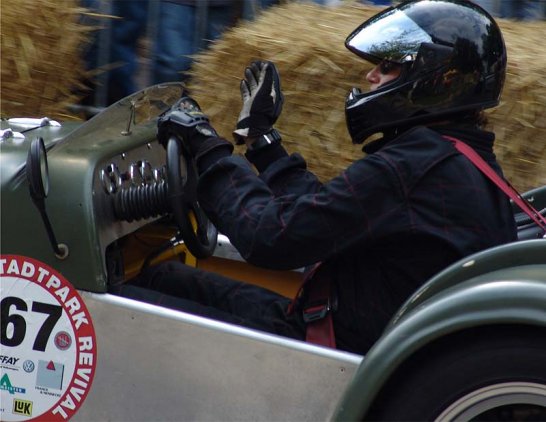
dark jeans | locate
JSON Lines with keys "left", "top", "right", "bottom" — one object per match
{"left": 108, "top": 0, "right": 149, "bottom": 103}
{"left": 151, "top": 3, "right": 236, "bottom": 84}
{"left": 110, "top": 261, "right": 306, "bottom": 341}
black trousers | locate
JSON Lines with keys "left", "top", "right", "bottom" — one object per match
{"left": 110, "top": 260, "right": 306, "bottom": 341}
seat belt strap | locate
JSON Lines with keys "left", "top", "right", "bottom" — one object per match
{"left": 302, "top": 274, "right": 336, "bottom": 348}
{"left": 444, "top": 135, "right": 546, "bottom": 234}
{"left": 287, "top": 262, "right": 336, "bottom": 348}
{"left": 286, "top": 262, "right": 320, "bottom": 315}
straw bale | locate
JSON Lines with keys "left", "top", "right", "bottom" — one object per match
{"left": 490, "top": 19, "right": 546, "bottom": 192}
{"left": 188, "top": 1, "right": 546, "bottom": 192}
{"left": 0, "top": 0, "right": 91, "bottom": 120}
{"left": 2, "top": 0, "right": 543, "bottom": 191}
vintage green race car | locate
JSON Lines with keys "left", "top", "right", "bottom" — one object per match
{"left": 1, "top": 83, "right": 545, "bottom": 421}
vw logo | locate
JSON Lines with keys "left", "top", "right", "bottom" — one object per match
{"left": 23, "top": 360, "right": 35, "bottom": 373}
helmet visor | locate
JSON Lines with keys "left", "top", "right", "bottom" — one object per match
{"left": 345, "top": 8, "right": 433, "bottom": 64}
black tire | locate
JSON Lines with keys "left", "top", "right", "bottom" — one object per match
{"left": 366, "top": 326, "right": 546, "bottom": 421}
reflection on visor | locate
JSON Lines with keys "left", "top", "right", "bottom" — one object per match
{"left": 346, "top": 9, "right": 432, "bottom": 63}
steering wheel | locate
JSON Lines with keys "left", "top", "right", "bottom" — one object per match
{"left": 166, "top": 136, "right": 217, "bottom": 259}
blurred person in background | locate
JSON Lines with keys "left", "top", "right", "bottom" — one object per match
{"left": 78, "top": 0, "right": 150, "bottom": 108}
{"left": 79, "top": 0, "right": 111, "bottom": 109}
{"left": 116, "top": 0, "right": 517, "bottom": 355}
{"left": 151, "top": 0, "right": 239, "bottom": 85}
{"left": 80, "top": 0, "right": 281, "bottom": 109}
{"left": 361, "top": 0, "right": 392, "bottom": 5}
{"left": 108, "top": 0, "right": 150, "bottom": 104}
{"left": 152, "top": 0, "right": 280, "bottom": 85}
{"left": 473, "top": 0, "right": 544, "bottom": 20}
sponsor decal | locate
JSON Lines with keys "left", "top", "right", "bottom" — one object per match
{"left": 13, "top": 399, "right": 33, "bottom": 417}
{"left": 36, "top": 360, "right": 64, "bottom": 390}
{"left": 54, "top": 332, "right": 72, "bottom": 351}
{"left": 1, "top": 355, "right": 21, "bottom": 373}
{"left": 0, "top": 255, "right": 97, "bottom": 421}
{"left": 23, "top": 361, "right": 35, "bottom": 374}
{"left": 0, "top": 356, "right": 20, "bottom": 366}
{"left": 1, "top": 374, "right": 26, "bottom": 394}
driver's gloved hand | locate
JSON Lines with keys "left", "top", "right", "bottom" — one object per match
{"left": 157, "top": 96, "right": 233, "bottom": 161}
{"left": 233, "top": 60, "right": 284, "bottom": 145}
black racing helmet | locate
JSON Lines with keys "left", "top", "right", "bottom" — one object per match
{"left": 345, "top": 0, "right": 506, "bottom": 143}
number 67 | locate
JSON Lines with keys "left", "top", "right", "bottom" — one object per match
{"left": 1, "top": 296, "right": 62, "bottom": 352}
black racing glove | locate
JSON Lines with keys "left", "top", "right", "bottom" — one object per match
{"left": 233, "top": 60, "right": 284, "bottom": 144}
{"left": 157, "top": 96, "right": 231, "bottom": 158}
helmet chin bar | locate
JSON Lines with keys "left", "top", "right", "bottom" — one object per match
{"left": 345, "top": 77, "right": 414, "bottom": 144}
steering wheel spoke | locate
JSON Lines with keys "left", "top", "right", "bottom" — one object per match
{"left": 166, "top": 136, "right": 217, "bottom": 259}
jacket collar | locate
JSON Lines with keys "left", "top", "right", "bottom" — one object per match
{"left": 363, "top": 124, "right": 496, "bottom": 162}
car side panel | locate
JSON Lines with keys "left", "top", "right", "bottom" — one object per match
{"left": 76, "top": 292, "right": 362, "bottom": 421}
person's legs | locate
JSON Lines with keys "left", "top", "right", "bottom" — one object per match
{"left": 206, "top": 6, "right": 237, "bottom": 45}
{"left": 108, "top": 0, "right": 149, "bottom": 103}
{"left": 78, "top": 0, "right": 109, "bottom": 108}
{"left": 360, "top": 0, "right": 391, "bottom": 5}
{"left": 113, "top": 261, "right": 306, "bottom": 340}
{"left": 472, "top": 0, "right": 498, "bottom": 16}
{"left": 152, "top": 2, "right": 196, "bottom": 83}
{"left": 520, "top": 0, "right": 543, "bottom": 20}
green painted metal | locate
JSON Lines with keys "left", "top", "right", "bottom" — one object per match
{"left": 391, "top": 238, "right": 546, "bottom": 325}
{"left": 333, "top": 245, "right": 546, "bottom": 420}
{"left": 0, "top": 83, "right": 185, "bottom": 292}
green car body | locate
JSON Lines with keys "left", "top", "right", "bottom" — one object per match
{"left": 1, "top": 84, "right": 545, "bottom": 421}
{"left": 334, "top": 240, "right": 546, "bottom": 420}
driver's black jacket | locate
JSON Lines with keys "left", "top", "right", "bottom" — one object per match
{"left": 196, "top": 125, "right": 517, "bottom": 354}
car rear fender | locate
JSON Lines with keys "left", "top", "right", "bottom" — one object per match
{"left": 392, "top": 239, "right": 546, "bottom": 323}
{"left": 332, "top": 261, "right": 546, "bottom": 420}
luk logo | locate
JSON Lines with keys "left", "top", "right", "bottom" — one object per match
{"left": 13, "top": 398, "right": 33, "bottom": 417}
{"left": 0, "top": 373, "right": 26, "bottom": 394}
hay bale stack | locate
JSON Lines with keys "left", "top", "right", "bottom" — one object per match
{"left": 188, "top": 2, "right": 546, "bottom": 192}
{"left": 2, "top": 1, "right": 543, "bottom": 190}
{"left": 490, "top": 19, "right": 546, "bottom": 192}
{"left": 0, "top": 0, "right": 90, "bottom": 120}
